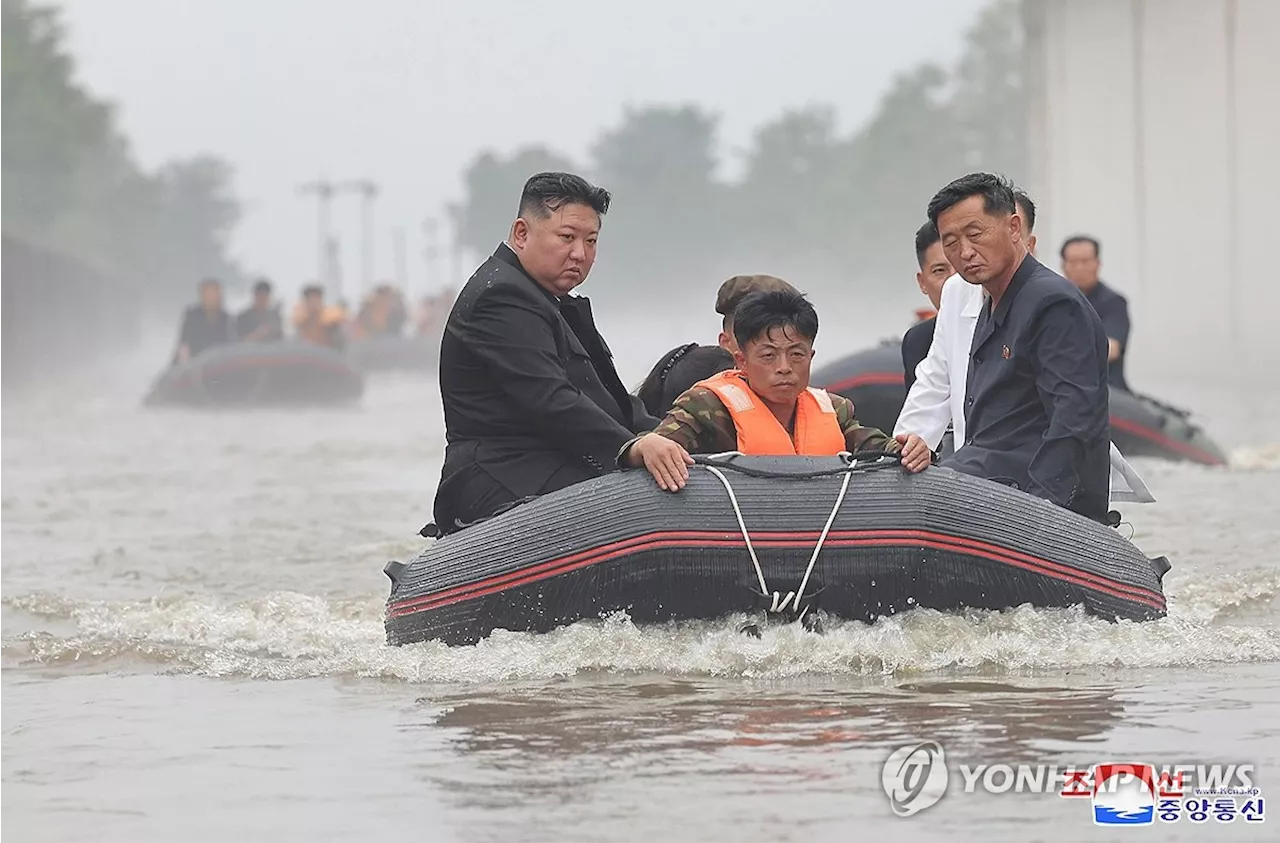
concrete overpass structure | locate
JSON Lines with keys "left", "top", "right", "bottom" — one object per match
{"left": 1024, "top": 0, "right": 1279, "bottom": 389}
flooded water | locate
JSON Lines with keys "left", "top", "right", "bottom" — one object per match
{"left": 3, "top": 336, "right": 1280, "bottom": 842}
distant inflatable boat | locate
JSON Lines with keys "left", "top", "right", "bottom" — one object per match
{"left": 384, "top": 455, "right": 1170, "bottom": 647}
{"left": 811, "top": 340, "right": 1228, "bottom": 466}
{"left": 347, "top": 335, "right": 439, "bottom": 373}
{"left": 144, "top": 341, "right": 365, "bottom": 408}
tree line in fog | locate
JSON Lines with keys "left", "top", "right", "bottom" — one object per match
{"left": 450, "top": 0, "right": 1026, "bottom": 300}
{"left": 2, "top": 0, "right": 243, "bottom": 304}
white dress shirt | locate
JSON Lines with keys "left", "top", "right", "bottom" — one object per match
{"left": 894, "top": 273, "right": 1155, "bottom": 504}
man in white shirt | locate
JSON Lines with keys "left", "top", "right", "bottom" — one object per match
{"left": 894, "top": 190, "right": 1153, "bottom": 505}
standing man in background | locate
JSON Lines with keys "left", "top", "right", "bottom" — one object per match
{"left": 1061, "top": 235, "right": 1131, "bottom": 391}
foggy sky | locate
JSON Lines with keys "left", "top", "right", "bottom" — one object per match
{"left": 59, "top": 0, "right": 984, "bottom": 301}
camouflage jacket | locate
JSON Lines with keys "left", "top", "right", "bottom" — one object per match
{"left": 617, "top": 385, "right": 900, "bottom": 462}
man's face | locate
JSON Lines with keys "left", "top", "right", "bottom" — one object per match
{"left": 916, "top": 241, "right": 954, "bottom": 309}
{"left": 199, "top": 283, "right": 222, "bottom": 309}
{"left": 1061, "top": 241, "right": 1100, "bottom": 291}
{"left": 937, "top": 196, "right": 1022, "bottom": 287}
{"left": 511, "top": 203, "right": 600, "bottom": 296}
{"left": 304, "top": 291, "right": 324, "bottom": 315}
{"left": 733, "top": 325, "right": 815, "bottom": 407}
{"left": 253, "top": 289, "right": 271, "bottom": 308}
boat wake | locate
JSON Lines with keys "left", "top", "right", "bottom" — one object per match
{"left": 5, "top": 565, "right": 1279, "bottom": 683}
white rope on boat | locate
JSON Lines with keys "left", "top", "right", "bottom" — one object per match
{"left": 699, "top": 455, "right": 855, "bottom": 618}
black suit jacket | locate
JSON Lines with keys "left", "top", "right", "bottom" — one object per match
{"left": 433, "top": 244, "right": 659, "bottom": 528}
{"left": 945, "top": 255, "right": 1110, "bottom": 522}
{"left": 901, "top": 317, "right": 936, "bottom": 391}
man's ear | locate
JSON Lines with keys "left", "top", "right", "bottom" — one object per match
{"left": 732, "top": 348, "right": 747, "bottom": 369}
{"left": 511, "top": 218, "right": 529, "bottom": 248}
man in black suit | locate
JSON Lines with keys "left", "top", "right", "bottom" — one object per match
{"left": 431, "top": 172, "right": 667, "bottom": 534}
{"left": 928, "top": 173, "right": 1110, "bottom": 523}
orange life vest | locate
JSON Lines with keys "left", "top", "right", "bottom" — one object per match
{"left": 696, "top": 370, "right": 846, "bottom": 456}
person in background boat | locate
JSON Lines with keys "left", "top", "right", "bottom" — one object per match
{"left": 901, "top": 221, "right": 956, "bottom": 390}
{"left": 926, "top": 172, "right": 1110, "bottom": 523}
{"left": 430, "top": 172, "right": 660, "bottom": 535}
{"left": 415, "top": 288, "right": 455, "bottom": 338}
{"left": 172, "top": 277, "right": 232, "bottom": 365}
{"left": 634, "top": 275, "right": 794, "bottom": 418}
{"left": 621, "top": 289, "right": 932, "bottom": 491}
{"left": 1061, "top": 235, "right": 1131, "bottom": 392}
{"left": 351, "top": 285, "right": 396, "bottom": 340}
{"left": 234, "top": 278, "right": 284, "bottom": 343}
{"left": 292, "top": 285, "right": 346, "bottom": 349}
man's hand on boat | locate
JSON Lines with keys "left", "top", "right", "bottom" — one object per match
{"left": 624, "top": 434, "right": 695, "bottom": 491}
{"left": 895, "top": 433, "right": 932, "bottom": 473}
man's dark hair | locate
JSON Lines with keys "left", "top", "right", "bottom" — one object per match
{"left": 517, "top": 171, "right": 611, "bottom": 220}
{"left": 1014, "top": 189, "right": 1037, "bottom": 233}
{"left": 732, "top": 289, "right": 819, "bottom": 351}
{"left": 302, "top": 284, "right": 324, "bottom": 297}
{"left": 927, "top": 172, "right": 1017, "bottom": 228}
{"left": 914, "top": 221, "right": 941, "bottom": 268}
{"left": 253, "top": 278, "right": 272, "bottom": 295}
{"left": 1060, "top": 235, "right": 1101, "bottom": 260}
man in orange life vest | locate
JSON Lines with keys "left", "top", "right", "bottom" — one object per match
{"left": 620, "top": 289, "right": 933, "bottom": 490}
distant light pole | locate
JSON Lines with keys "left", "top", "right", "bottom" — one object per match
{"left": 297, "top": 178, "right": 336, "bottom": 291}
{"left": 337, "top": 178, "right": 379, "bottom": 297}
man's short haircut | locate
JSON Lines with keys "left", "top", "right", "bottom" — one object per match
{"left": 927, "top": 172, "right": 1018, "bottom": 228}
{"left": 302, "top": 284, "right": 324, "bottom": 297}
{"left": 715, "top": 274, "right": 798, "bottom": 332}
{"left": 914, "top": 221, "right": 941, "bottom": 268}
{"left": 1060, "top": 235, "right": 1101, "bottom": 260}
{"left": 517, "top": 171, "right": 611, "bottom": 220}
{"left": 732, "top": 289, "right": 819, "bottom": 352}
{"left": 253, "top": 278, "right": 272, "bottom": 295}
{"left": 1013, "top": 189, "right": 1037, "bottom": 233}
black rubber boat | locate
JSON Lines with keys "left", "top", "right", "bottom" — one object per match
{"left": 144, "top": 341, "right": 365, "bottom": 408}
{"left": 347, "top": 335, "right": 439, "bottom": 373}
{"left": 811, "top": 341, "right": 1228, "bottom": 466}
{"left": 384, "top": 455, "right": 1170, "bottom": 647}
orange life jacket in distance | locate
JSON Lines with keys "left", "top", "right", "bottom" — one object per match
{"left": 696, "top": 370, "right": 846, "bottom": 456}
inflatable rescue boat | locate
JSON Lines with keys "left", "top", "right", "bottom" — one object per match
{"left": 144, "top": 341, "right": 365, "bottom": 408}
{"left": 384, "top": 454, "right": 1170, "bottom": 647}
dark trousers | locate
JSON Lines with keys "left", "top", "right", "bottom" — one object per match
{"left": 432, "top": 461, "right": 598, "bottom": 535}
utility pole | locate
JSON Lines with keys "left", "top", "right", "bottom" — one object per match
{"left": 422, "top": 217, "right": 440, "bottom": 292}
{"left": 297, "top": 178, "right": 335, "bottom": 291}
{"left": 337, "top": 178, "right": 379, "bottom": 297}
{"left": 392, "top": 226, "right": 408, "bottom": 293}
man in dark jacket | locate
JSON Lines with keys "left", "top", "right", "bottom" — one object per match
{"left": 172, "top": 277, "right": 232, "bottom": 365}
{"left": 431, "top": 172, "right": 663, "bottom": 534}
{"left": 1060, "top": 235, "right": 1131, "bottom": 391}
{"left": 928, "top": 173, "right": 1110, "bottom": 523}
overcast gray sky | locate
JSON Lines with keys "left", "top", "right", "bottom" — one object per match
{"left": 60, "top": 0, "right": 985, "bottom": 299}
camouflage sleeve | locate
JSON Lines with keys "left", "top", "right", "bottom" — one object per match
{"left": 832, "top": 393, "right": 901, "bottom": 454}
{"left": 615, "top": 387, "right": 737, "bottom": 465}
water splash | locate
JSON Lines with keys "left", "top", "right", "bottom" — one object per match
{"left": 6, "top": 567, "right": 1279, "bottom": 683}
